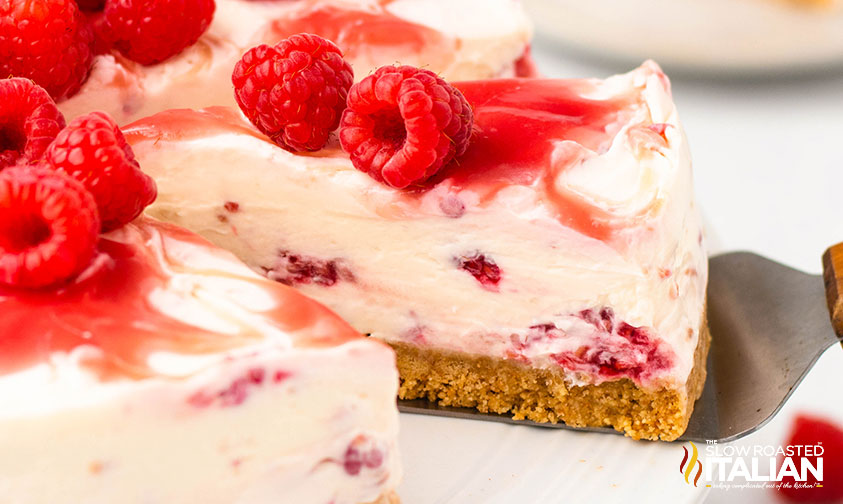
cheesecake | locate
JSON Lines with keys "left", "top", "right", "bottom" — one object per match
{"left": 523, "top": 0, "right": 843, "bottom": 75}
{"left": 0, "top": 216, "right": 401, "bottom": 503}
{"left": 58, "top": 0, "right": 534, "bottom": 125}
{"left": 126, "top": 61, "right": 709, "bottom": 441}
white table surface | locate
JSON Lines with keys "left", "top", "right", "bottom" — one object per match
{"left": 397, "top": 38, "right": 843, "bottom": 504}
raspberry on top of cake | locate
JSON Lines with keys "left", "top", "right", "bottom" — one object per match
{"left": 0, "top": 0, "right": 532, "bottom": 125}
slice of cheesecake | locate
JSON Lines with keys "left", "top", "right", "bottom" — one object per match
{"left": 127, "top": 62, "right": 708, "bottom": 441}
{"left": 58, "top": 0, "right": 533, "bottom": 125}
{"left": 0, "top": 217, "right": 400, "bottom": 504}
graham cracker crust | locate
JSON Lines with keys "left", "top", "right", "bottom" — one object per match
{"left": 393, "top": 316, "right": 710, "bottom": 442}
{"left": 363, "top": 490, "right": 400, "bottom": 504}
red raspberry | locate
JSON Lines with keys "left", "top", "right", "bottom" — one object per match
{"left": 455, "top": 252, "right": 501, "bottom": 291}
{"left": 264, "top": 250, "right": 354, "bottom": 287}
{"left": 104, "top": 0, "right": 215, "bottom": 65}
{"left": 776, "top": 414, "right": 843, "bottom": 503}
{"left": 0, "top": 0, "right": 94, "bottom": 101}
{"left": 0, "top": 166, "right": 100, "bottom": 288}
{"left": 0, "top": 79, "right": 67, "bottom": 170}
{"left": 339, "top": 65, "right": 473, "bottom": 189}
{"left": 44, "top": 111, "right": 157, "bottom": 232}
{"left": 232, "top": 34, "right": 354, "bottom": 152}
{"left": 84, "top": 10, "right": 113, "bottom": 55}
{"left": 343, "top": 435, "right": 385, "bottom": 476}
{"left": 454, "top": 252, "right": 501, "bottom": 292}
{"left": 75, "top": 0, "right": 105, "bottom": 11}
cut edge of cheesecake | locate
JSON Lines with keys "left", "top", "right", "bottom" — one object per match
{"left": 394, "top": 309, "right": 709, "bottom": 442}
{"left": 125, "top": 62, "right": 708, "bottom": 442}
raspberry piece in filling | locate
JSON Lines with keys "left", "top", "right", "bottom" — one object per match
{"left": 549, "top": 309, "right": 674, "bottom": 381}
{"left": 455, "top": 251, "right": 501, "bottom": 291}
{"left": 263, "top": 251, "right": 353, "bottom": 287}
{"left": 343, "top": 435, "right": 385, "bottom": 476}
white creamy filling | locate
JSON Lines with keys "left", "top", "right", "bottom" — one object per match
{"left": 556, "top": 63, "right": 679, "bottom": 218}
{"left": 134, "top": 65, "right": 706, "bottom": 389}
{"left": 108, "top": 221, "right": 290, "bottom": 342}
{"left": 58, "top": 36, "right": 242, "bottom": 125}
{"left": 0, "top": 341, "right": 399, "bottom": 504}
{"left": 0, "top": 221, "right": 400, "bottom": 502}
{"left": 59, "top": 0, "right": 531, "bottom": 125}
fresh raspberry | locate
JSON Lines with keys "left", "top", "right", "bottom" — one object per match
{"left": 339, "top": 65, "right": 473, "bottom": 189}
{"left": 44, "top": 111, "right": 157, "bottom": 232}
{"left": 75, "top": 0, "right": 105, "bottom": 11}
{"left": 0, "top": 166, "right": 99, "bottom": 288}
{"left": 776, "top": 414, "right": 843, "bottom": 503}
{"left": 0, "top": 0, "right": 94, "bottom": 101}
{"left": 103, "top": 0, "right": 215, "bottom": 65}
{"left": 232, "top": 34, "right": 354, "bottom": 152}
{"left": 0, "top": 79, "right": 67, "bottom": 170}
{"left": 84, "top": 10, "right": 112, "bottom": 55}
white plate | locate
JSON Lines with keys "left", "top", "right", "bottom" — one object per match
{"left": 524, "top": 0, "right": 843, "bottom": 76}
{"left": 397, "top": 414, "right": 711, "bottom": 503}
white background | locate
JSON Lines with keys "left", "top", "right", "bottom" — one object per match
{"left": 397, "top": 35, "right": 843, "bottom": 504}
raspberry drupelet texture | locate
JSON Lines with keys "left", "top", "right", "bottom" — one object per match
{"left": 103, "top": 0, "right": 215, "bottom": 65}
{"left": 0, "top": 0, "right": 94, "bottom": 101}
{"left": 75, "top": 0, "right": 105, "bottom": 11}
{"left": 45, "top": 111, "right": 157, "bottom": 232}
{"left": 0, "top": 166, "right": 100, "bottom": 288}
{"left": 0, "top": 79, "right": 67, "bottom": 170}
{"left": 84, "top": 10, "right": 112, "bottom": 55}
{"left": 339, "top": 65, "right": 474, "bottom": 189}
{"left": 232, "top": 34, "right": 354, "bottom": 152}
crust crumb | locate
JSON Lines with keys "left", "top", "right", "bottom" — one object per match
{"left": 391, "top": 315, "right": 710, "bottom": 442}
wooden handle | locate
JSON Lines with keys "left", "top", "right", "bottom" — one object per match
{"left": 822, "top": 243, "right": 843, "bottom": 338}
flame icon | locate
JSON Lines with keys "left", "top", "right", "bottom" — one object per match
{"left": 679, "top": 441, "right": 703, "bottom": 487}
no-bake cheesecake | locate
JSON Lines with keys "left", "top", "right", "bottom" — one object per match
{"left": 127, "top": 61, "right": 709, "bottom": 441}
{"left": 0, "top": 78, "right": 400, "bottom": 501}
{"left": 0, "top": 217, "right": 401, "bottom": 504}
{"left": 56, "top": 0, "right": 533, "bottom": 125}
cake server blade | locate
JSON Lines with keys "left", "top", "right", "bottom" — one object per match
{"left": 399, "top": 247, "right": 843, "bottom": 442}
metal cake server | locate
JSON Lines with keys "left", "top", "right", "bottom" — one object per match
{"left": 399, "top": 245, "right": 843, "bottom": 442}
